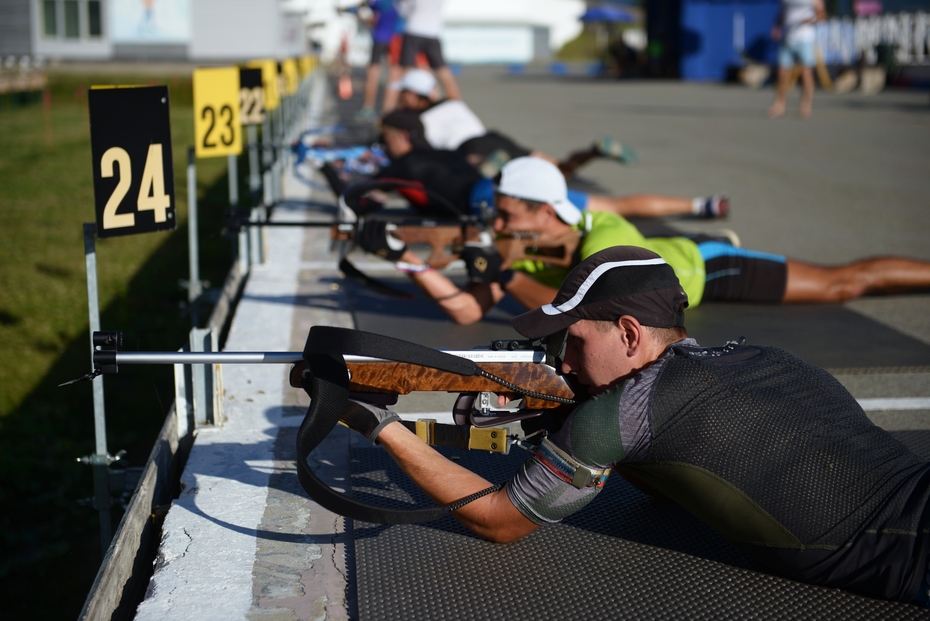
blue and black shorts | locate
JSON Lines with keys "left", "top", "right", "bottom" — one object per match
{"left": 698, "top": 241, "right": 787, "bottom": 303}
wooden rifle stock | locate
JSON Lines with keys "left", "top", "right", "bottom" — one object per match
{"left": 289, "top": 359, "right": 576, "bottom": 410}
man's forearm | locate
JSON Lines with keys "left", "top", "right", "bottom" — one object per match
{"left": 399, "top": 249, "right": 501, "bottom": 324}
{"left": 502, "top": 271, "right": 558, "bottom": 310}
{"left": 377, "top": 422, "right": 540, "bottom": 543}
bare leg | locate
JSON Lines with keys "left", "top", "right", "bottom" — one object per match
{"left": 381, "top": 65, "right": 405, "bottom": 113}
{"left": 529, "top": 150, "right": 560, "bottom": 166}
{"left": 558, "top": 146, "right": 599, "bottom": 179}
{"left": 767, "top": 67, "right": 791, "bottom": 118}
{"left": 783, "top": 258, "right": 930, "bottom": 302}
{"left": 586, "top": 194, "right": 731, "bottom": 219}
{"left": 799, "top": 66, "right": 815, "bottom": 118}
{"left": 435, "top": 66, "right": 462, "bottom": 100}
{"left": 362, "top": 64, "right": 381, "bottom": 111}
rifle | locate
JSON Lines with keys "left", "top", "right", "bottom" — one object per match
{"left": 222, "top": 179, "right": 582, "bottom": 296}
{"left": 334, "top": 179, "right": 581, "bottom": 279}
{"left": 70, "top": 327, "right": 583, "bottom": 523}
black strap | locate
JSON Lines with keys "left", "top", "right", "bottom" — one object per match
{"left": 342, "top": 178, "right": 464, "bottom": 218}
{"left": 295, "top": 326, "right": 483, "bottom": 523}
{"left": 338, "top": 257, "right": 414, "bottom": 300}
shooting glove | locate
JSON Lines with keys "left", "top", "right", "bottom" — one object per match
{"left": 461, "top": 245, "right": 503, "bottom": 285}
{"left": 341, "top": 400, "right": 402, "bottom": 444}
{"left": 357, "top": 218, "right": 406, "bottom": 261}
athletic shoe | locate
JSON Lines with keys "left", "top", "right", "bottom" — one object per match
{"left": 353, "top": 107, "right": 378, "bottom": 123}
{"left": 478, "top": 149, "right": 512, "bottom": 179}
{"left": 714, "top": 228, "right": 741, "bottom": 247}
{"left": 594, "top": 135, "right": 638, "bottom": 165}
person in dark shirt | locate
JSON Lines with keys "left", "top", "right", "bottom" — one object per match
{"left": 370, "top": 110, "right": 730, "bottom": 220}
{"left": 339, "top": 245, "right": 930, "bottom": 604}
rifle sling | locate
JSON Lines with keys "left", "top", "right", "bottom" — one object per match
{"left": 296, "top": 326, "right": 483, "bottom": 524}
{"left": 338, "top": 256, "right": 414, "bottom": 300}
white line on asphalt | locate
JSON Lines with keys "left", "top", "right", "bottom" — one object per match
{"left": 858, "top": 398, "right": 930, "bottom": 411}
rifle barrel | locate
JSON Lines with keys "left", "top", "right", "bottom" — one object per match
{"left": 106, "top": 350, "right": 544, "bottom": 366}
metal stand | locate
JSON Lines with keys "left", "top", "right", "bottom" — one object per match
{"left": 80, "top": 223, "right": 115, "bottom": 556}
{"left": 247, "top": 124, "right": 261, "bottom": 207}
{"left": 185, "top": 148, "right": 203, "bottom": 327}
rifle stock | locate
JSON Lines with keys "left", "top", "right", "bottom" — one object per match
{"left": 289, "top": 358, "right": 576, "bottom": 410}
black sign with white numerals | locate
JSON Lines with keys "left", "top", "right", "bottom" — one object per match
{"left": 239, "top": 67, "right": 265, "bottom": 125}
{"left": 88, "top": 85, "right": 176, "bottom": 239}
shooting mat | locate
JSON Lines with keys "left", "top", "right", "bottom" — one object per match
{"left": 350, "top": 435, "right": 930, "bottom": 620}
{"left": 343, "top": 273, "right": 930, "bottom": 370}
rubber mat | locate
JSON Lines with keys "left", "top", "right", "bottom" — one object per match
{"left": 351, "top": 439, "right": 930, "bottom": 620}
{"left": 344, "top": 274, "right": 930, "bottom": 370}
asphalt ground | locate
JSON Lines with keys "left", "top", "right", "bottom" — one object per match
{"left": 137, "top": 70, "right": 930, "bottom": 619}
{"left": 332, "top": 68, "right": 930, "bottom": 428}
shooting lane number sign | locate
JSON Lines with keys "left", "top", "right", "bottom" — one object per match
{"left": 247, "top": 59, "right": 279, "bottom": 111}
{"left": 238, "top": 67, "right": 264, "bottom": 125}
{"left": 88, "top": 85, "right": 176, "bottom": 239}
{"left": 280, "top": 58, "right": 300, "bottom": 96}
{"left": 193, "top": 67, "right": 242, "bottom": 159}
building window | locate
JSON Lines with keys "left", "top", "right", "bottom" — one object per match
{"left": 87, "top": 0, "right": 102, "bottom": 37}
{"left": 42, "top": 0, "right": 58, "bottom": 37}
{"left": 63, "top": 0, "right": 80, "bottom": 38}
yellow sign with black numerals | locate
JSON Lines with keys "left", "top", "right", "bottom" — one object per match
{"left": 193, "top": 67, "right": 242, "bottom": 159}
{"left": 299, "top": 55, "right": 315, "bottom": 77}
{"left": 281, "top": 58, "right": 300, "bottom": 96}
{"left": 247, "top": 58, "right": 279, "bottom": 111}
{"left": 88, "top": 85, "right": 176, "bottom": 239}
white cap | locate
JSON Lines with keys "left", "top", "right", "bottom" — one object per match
{"left": 497, "top": 157, "right": 582, "bottom": 226}
{"left": 389, "top": 69, "right": 436, "bottom": 97}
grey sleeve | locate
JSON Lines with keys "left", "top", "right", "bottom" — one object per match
{"left": 506, "top": 388, "right": 630, "bottom": 524}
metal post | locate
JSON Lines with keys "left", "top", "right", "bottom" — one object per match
{"left": 227, "top": 153, "right": 239, "bottom": 209}
{"left": 186, "top": 148, "right": 202, "bottom": 327}
{"left": 83, "top": 222, "right": 111, "bottom": 556}
{"left": 247, "top": 124, "right": 261, "bottom": 206}
{"left": 189, "top": 328, "right": 216, "bottom": 425}
{"left": 262, "top": 115, "right": 273, "bottom": 168}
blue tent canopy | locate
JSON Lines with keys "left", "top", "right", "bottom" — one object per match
{"left": 580, "top": 4, "right": 636, "bottom": 22}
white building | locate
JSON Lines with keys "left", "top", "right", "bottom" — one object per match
{"left": 1, "top": 0, "right": 306, "bottom": 61}
{"left": 0, "top": 0, "right": 584, "bottom": 64}
{"left": 291, "top": 0, "right": 585, "bottom": 65}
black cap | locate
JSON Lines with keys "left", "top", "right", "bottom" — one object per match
{"left": 511, "top": 246, "right": 689, "bottom": 340}
{"left": 380, "top": 110, "right": 431, "bottom": 150}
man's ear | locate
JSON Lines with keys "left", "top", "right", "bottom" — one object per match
{"left": 617, "top": 315, "right": 645, "bottom": 353}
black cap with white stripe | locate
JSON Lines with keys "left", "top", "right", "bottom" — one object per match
{"left": 511, "top": 246, "right": 689, "bottom": 340}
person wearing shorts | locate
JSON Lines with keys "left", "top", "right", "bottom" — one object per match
{"left": 767, "top": 0, "right": 826, "bottom": 119}
{"left": 358, "top": 0, "right": 405, "bottom": 120}
{"left": 394, "top": 0, "right": 462, "bottom": 101}
{"left": 356, "top": 156, "right": 930, "bottom": 326}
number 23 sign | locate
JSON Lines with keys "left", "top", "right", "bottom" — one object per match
{"left": 88, "top": 85, "right": 176, "bottom": 239}
{"left": 193, "top": 67, "right": 242, "bottom": 159}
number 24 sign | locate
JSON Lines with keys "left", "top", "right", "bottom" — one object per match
{"left": 193, "top": 67, "right": 242, "bottom": 158}
{"left": 88, "top": 85, "right": 176, "bottom": 239}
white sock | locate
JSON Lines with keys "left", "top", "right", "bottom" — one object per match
{"left": 691, "top": 197, "right": 706, "bottom": 215}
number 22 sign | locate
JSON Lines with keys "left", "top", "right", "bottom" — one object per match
{"left": 88, "top": 85, "right": 176, "bottom": 239}
{"left": 193, "top": 67, "right": 242, "bottom": 159}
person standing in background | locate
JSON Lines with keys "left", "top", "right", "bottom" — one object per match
{"left": 356, "top": 1, "right": 405, "bottom": 121}
{"left": 767, "top": 0, "right": 827, "bottom": 119}
{"left": 391, "top": 0, "right": 462, "bottom": 107}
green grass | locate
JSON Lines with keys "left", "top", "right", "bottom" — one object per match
{"left": 0, "top": 72, "right": 242, "bottom": 620}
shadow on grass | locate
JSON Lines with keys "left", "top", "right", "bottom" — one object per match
{"left": 0, "top": 163, "right": 240, "bottom": 621}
